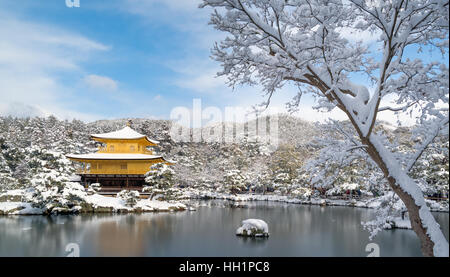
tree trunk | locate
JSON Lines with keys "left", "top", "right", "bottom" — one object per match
{"left": 331, "top": 94, "right": 448, "bottom": 256}
{"left": 362, "top": 136, "right": 443, "bottom": 257}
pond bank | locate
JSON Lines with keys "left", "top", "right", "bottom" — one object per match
{"left": 177, "top": 189, "right": 449, "bottom": 213}
{"left": 0, "top": 193, "right": 186, "bottom": 215}
{"left": 0, "top": 188, "right": 448, "bottom": 216}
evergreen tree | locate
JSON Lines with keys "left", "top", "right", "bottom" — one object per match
{"left": 144, "top": 163, "right": 177, "bottom": 200}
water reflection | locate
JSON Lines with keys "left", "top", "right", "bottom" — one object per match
{"left": 0, "top": 201, "right": 448, "bottom": 257}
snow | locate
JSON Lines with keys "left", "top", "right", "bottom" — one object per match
{"left": 406, "top": 117, "right": 449, "bottom": 172}
{"left": 0, "top": 202, "right": 43, "bottom": 215}
{"left": 135, "top": 199, "right": 186, "bottom": 212}
{"left": 66, "top": 153, "right": 163, "bottom": 160}
{"left": 0, "top": 190, "right": 186, "bottom": 215}
{"left": 91, "top": 126, "right": 159, "bottom": 144}
{"left": 370, "top": 134, "right": 449, "bottom": 257}
{"left": 178, "top": 187, "right": 449, "bottom": 212}
{"left": 85, "top": 194, "right": 129, "bottom": 210}
{"left": 68, "top": 175, "right": 82, "bottom": 182}
{"left": 199, "top": 0, "right": 449, "bottom": 255}
{"left": 342, "top": 183, "right": 359, "bottom": 190}
{"left": 84, "top": 194, "right": 186, "bottom": 212}
{"left": 390, "top": 217, "right": 412, "bottom": 229}
{"left": 0, "top": 202, "right": 24, "bottom": 213}
{"left": 236, "top": 219, "right": 269, "bottom": 237}
{"left": 0, "top": 189, "right": 25, "bottom": 196}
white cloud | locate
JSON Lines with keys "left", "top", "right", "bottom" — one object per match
{"left": 338, "top": 27, "right": 381, "bottom": 45}
{"left": 83, "top": 74, "right": 118, "bottom": 91}
{"left": 174, "top": 70, "right": 226, "bottom": 93}
{"left": 0, "top": 12, "right": 109, "bottom": 121}
{"left": 0, "top": 16, "right": 109, "bottom": 71}
{"left": 224, "top": 83, "right": 419, "bottom": 127}
{"left": 163, "top": 56, "right": 227, "bottom": 93}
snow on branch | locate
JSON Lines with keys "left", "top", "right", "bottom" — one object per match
{"left": 201, "top": 0, "right": 449, "bottom": 256}
{"left": 406, "top": 117, "right": 449, "bottom": 172}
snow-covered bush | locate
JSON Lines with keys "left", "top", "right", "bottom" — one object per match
{"left": 24, "top": 180, "right": 87, "bottom": 213}
{"left": 144, "top": 162, "right": 177, "bottom": 200}
{"left": 0, "top": 173, "right": 17, "bottom": 192}
{"left": 87, "top": 183, "right": 101, "bottom": 195}
{"left": 116, "top": 190, "right": 140, "bottom": 207}
{"left": 61, "top": 182, "right": 87, "bottom": 204}
{"left": 272, "top": 172, "right": 291, "bottom": 195}
{"left": 27, "top": 185, "right": 61, "bottom": 210}
{"left": 290, "top": 187, "right": 312, "bottom": 200}
{"left": 410, "top": 140, "right": 449, "bottom": 197}
{"left": 223, "top": 169, "right": 248, "bottom": 194}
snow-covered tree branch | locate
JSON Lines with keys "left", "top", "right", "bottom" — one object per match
{"left": 201, "top": 0, "right": 449, "bottom": 256}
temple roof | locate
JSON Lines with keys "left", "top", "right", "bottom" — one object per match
{"left": 90, "top": 126, "right": 159, "bottom": 144}
{"left": 66, "top": 153, "right": 164, "bottom": 160}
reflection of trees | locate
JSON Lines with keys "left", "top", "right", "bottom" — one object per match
{"left": 0, "top": 203, "right": 448, "bottom": 257}
{"left": 0, "top": 215, "right": 86, "bottom": 256}
{"left": 0, "top": 214, "right": 181, "bottom": 257}
{"left": 236, "top": 237, "right": 268, "bottom": 248}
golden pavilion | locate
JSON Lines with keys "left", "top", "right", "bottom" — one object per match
{"left": 67, "top": 124, "right": 171, "bottom": 192}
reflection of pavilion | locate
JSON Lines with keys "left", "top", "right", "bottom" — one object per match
{"left": 94, "top": 215, "right": 172, "bottom": 256}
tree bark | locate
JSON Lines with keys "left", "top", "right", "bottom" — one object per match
{"left": 362, "top": 137, "right": 436, "bottom": 257}
{"left": 323, "top": 83, "right": 445, "bottom": 257}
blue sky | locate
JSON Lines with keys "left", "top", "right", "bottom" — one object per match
{"left": 0, "top": 0, "right": 447, "bottom": 125}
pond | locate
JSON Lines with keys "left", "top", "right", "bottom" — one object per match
{"left": 0, "top": 201, "right": 448, "bottom": 257}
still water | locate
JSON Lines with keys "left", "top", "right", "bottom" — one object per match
{"left": 0, "top": 201, "right": 448, "bottom": 257}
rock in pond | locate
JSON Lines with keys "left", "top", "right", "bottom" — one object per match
{"left": 236, "top": 219, "right": 269, "bottom": 237}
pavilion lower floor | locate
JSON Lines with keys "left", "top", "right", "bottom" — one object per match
{"left": 80, "top": 174, "right": 147, "bottom": 193}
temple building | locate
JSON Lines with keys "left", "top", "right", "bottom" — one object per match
{"left": 67, "top": 124, "right": 172, "bottom": 192}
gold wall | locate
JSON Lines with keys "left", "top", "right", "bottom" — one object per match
{"left": 78, "top": 158, "right": 165, "bottom": 175}
{"left": 95, "top": 139, "right": 154, "bottom": 154}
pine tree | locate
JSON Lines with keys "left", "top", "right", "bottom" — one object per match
{"left": 144, "top": 163, "right": 177, "bottom": 200}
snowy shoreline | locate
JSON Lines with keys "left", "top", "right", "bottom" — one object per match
{"left": 0, "top": 188, "right": 447, "bottom": 216}
{"left": 0, "top": 189, "right": 187, "bottom": 215}
{"left": 178, "top": 189, "right": 449, "bottom": 213}
{"left": 0, "top": 199, "right": 187, "bottom": 215}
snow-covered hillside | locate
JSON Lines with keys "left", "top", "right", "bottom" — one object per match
{"left": 0, "top": 115, "right": 447, "bottom": 202}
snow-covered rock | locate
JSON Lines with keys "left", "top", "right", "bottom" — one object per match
{"left": 0, "top": 202, "right": 43, "bottom": 215}
{"left": 236, "top": 219, "right": 269, "bottom": 237}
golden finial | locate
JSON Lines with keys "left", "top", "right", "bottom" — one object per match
{"left": 127, "top": 119, "right": 132, "bottom": 127}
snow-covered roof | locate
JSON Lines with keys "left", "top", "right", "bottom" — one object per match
{"left": 66, "top": 153, "right": 164, "bottom": 160}
{"left": 91, "top": 126, "right": 159, "bottom": 144}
